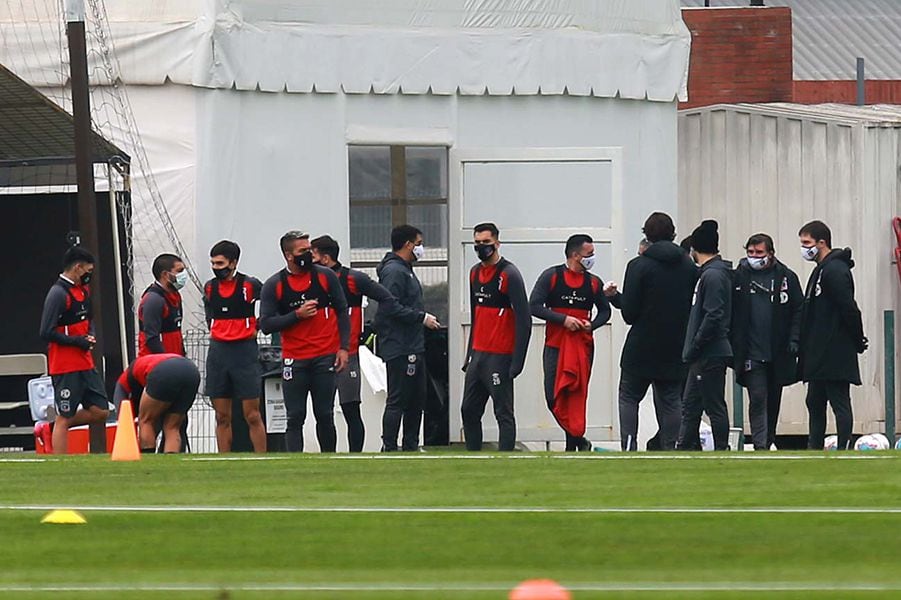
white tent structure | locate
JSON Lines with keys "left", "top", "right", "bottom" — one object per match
{"left": 2, "top": 0, "right": 691, "bottom": 451}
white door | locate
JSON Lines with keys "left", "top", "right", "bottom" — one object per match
{"left": 448, "top": 147, "right": 625, "bottom": 447}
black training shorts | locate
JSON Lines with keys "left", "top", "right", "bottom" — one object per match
{"left": 51, "top": 369, "right": 108, "bottom": 418}
{"left": 204, "top": 338, "right": 261, "bottom": 400}
{"left": 145, "top": 357, "right": 201, "bottom": 414}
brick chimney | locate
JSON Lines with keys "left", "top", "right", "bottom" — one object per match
{"left": 680, "top": 6, "right": 793, "bottom": 109}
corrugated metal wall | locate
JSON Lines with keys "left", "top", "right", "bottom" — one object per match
{"left": 678, "top": 104, "right": 901, "bottom": 436}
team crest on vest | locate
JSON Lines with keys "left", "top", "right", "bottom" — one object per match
{"left": 282, "top": 366, "right": 293, "bottom": 381}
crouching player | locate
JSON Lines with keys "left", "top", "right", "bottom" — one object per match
{"left": 113, "top": 354, "right": 201, "bottom": 453}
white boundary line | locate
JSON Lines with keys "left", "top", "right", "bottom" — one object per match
{"left": 182, "top": 453, "right": 897, "bottom": 461}
{"left": 6, "top": 504, "right": 901, "bottom": 514}
{"left": 1, "top": 582, "right": 900, "bottom": 593}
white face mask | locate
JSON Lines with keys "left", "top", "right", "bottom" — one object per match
{"left": 800, "top": 245, "right": 818, "bottom": 262}
{"left": 172, "top": 270, "right": 189, "bottom": 290}
{"left": 747, "top": 256, "right": 769, "bottom": 270}
{"left": 580, "top": 255, "right": 596, "bottom": 271}
{"left": 412, "top": 243, "right": 425, "bottom": 261}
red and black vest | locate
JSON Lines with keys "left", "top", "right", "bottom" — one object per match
{"left": 48, "top": 280, "right": 94, "bottom": 375}
{"left": 470, "top": 259, "right": 516, "bottom": 355}
{"left": 337, "top": 266, "right": 364, "bottom": 354}
{"left": 138, "top": 284, "right": 184, "bottom": 357}
{"left": 276, "top": 269, "right": 339, "bottom": 360}
{"left": 206, "top": 274, "right": 257, "bottom": 342}
{"left": 544, "top": 266, "right": 596, "bottom": 348}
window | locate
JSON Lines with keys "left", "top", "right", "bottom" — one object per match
{"left": 348, "top": 145, "right": 448, "bottom": 324}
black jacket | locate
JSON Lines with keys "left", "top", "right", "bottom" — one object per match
{"left": 683, "top": 256, "right": 733, "bottom": 362}
{"left": 374, "top": 252, "right": 427, "bottom": 362}
{"left": 619, "top": 241, "right": 698, "bottom": 380}
{"left": 731, "top": 258, "right": 803, "bottom": 386}
{"left": 798, "top": 248, "right": 866, "bottom": 384}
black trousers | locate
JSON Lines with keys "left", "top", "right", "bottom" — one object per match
{"left": 678, "top": 357, "right": 729, "bottom": 451}
{"left": 542, "top": 346, "right": 592, "bottom": 452}
{"left": 461, "top": 352, "right": 515, "bottom": 451}
{"left": 743, "top": 362, "right": 784, "bottom": 450}
{"left": 618, "top": 371, "right": 682, "bottom": 451}
{"left": 281, "top": 355, "right": 337, "bottom": 453}
{"left": 336, "top": 353, "right": 365, "bottom": 452}
{"left": 806, "top": 380, "right": 853, "bottom": 450}
{"left": 382, "top": 353, "right": 426, "bottom": 451}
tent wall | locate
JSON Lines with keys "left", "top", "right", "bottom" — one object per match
{"left": 678, "top": 106, "right": 901, "bottom": 436}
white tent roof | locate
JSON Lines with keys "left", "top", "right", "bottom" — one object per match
{"left": 0, "top": 0, "right": 691, "bottom": 101}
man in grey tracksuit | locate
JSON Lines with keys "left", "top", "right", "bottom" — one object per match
{"left": 678, "top": 219, "right": 733, "bottom": 451}
{"left": 375, "top": 224, "right": 441, "bottom": 451}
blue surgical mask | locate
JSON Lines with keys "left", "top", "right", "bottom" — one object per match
{"left": 172, "top": 270, "right": 189, "bottom": 290}
{"left": 800, "top": 246, "right": 818, "bottom": 262}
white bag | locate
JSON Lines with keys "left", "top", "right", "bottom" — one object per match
{"left": 358, "top": 346, "right": 387, "bottom": 394}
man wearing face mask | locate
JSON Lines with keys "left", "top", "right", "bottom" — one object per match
{"left": 309, "top": 234, "right": 404, "bottom": 452}
{"left": 138, "top": 253, "right": 187, "bottom": 358}
{"left": 731, "top": 233, "right": 803, "bottom": 450}
{"left": 260, "top": 231, "right": 350, "bottom": 453}
{"left": 461, "top": 222, "right": 531, "bottom": 451}
{"left": 375, "top": 224, "right": 441, "bottom": 451}
{"left": 797, "top": 220, "right": 867, "bottom": 451}
{"left": 530, "top": 234, "right": 612, "bottom": 451}
{"left": 678, "top": 219, "right": 732, "bottom": 451}
{"left": 202, "top": 240, "right": 266, "bottom": 453}
{"left": 38, "top": 246, "right": 109, "bottom": 454}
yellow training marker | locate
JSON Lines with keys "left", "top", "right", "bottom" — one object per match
{"left": 41, "top": 510, "right": 87, "bottom": 524}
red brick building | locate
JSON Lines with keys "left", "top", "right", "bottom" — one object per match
{"left": 680, "top": 1, "right": 901, "bottom": 108}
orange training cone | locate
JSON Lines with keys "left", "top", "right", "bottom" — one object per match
{"left": 111, "top": 400, "right": 140, "bottom": 461}
{"left": 509, "top": 579, "right": 571, "bottom": 600}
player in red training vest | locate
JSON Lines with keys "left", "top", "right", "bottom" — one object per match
{"left": 259, "top": 231, "right": 350, "bottom": 453}
{"left": 138, "top": 253, "right": 186, "bottom": 357}
{"left": 461, "top": 222, "right": 531, "bottom": 451}
{"left": 530, "top": 234, "right": 612, "bottom": 451}
{"left": 113, "top": 354, "right": 200, "bottom": 453}
{"left": 38, "top": 247, "right": 110, "bottom": 454}
{"left": 310, "top": 235, "right": 407, "bottom": 452}
{"left": 203, "top": 240, "right": 266, "bottom": 453}
{"left": 138, "top": 253, "right": 189, "bottom": 451}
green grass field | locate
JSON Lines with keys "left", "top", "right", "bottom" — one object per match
{"left": 2, "top": 452, "right": 901, "bottom": 599}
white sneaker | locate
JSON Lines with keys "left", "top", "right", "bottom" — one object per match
{"left": 769, "top": 443, "right": 778, "bottom": 451}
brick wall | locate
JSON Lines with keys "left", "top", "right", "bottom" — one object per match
{"left": 793, "top": 80, "right": 901, "bottom": 105}
{"left": 681, "top": 7, "right": 793, "bottom": 109}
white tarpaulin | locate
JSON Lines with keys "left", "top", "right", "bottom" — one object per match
{"left": 1, "top": 0, "right": 691, "bottom": 101}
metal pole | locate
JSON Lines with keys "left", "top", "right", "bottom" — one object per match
{"left": 856, "top": 57, "right": 866, "bottom": 106}
{"left": 885, "top": 310, "right": 896, "bottom": 445}
{"left": 67, "top": 0, "right": 105, "bottom": 452}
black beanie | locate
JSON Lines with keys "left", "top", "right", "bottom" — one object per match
{"left": 691, "top": 219, "right": 719, "bottom": 254}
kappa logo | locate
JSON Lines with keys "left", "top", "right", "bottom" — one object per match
{"left": 59, "top": 388, "right": 71, "bottom": 399}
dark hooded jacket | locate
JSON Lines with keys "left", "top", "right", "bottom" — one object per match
{"left": 683, "top": 256, "right": 733, "bottom": 363}
{"left": 374, "top": 252, "right": 427, "bottom": 362}
{"left": 731, "top": 257, "right": 803, "bottom": 387}
{"left": 798, "top": 248, "right": 866, "bottom": 384}
{"left": 619, "top": 241, "right": 699, "bottom": 380}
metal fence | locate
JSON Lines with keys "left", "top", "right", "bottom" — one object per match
{"left": 182, "top": 329, "right": 273, "bottom": 453}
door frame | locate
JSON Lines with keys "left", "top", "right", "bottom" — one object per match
{"left": 448, "top": 146, "right": 625, "bottom": 445}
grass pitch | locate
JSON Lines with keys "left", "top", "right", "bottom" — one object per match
{"left": 2, "top": 452, "right": 901, "bottom": 598}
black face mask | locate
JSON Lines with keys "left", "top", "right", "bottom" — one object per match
{"left": 80, "top": 271, "right": 93, "bottom": 285}
{"left": 212, "top": 266, "right": 232, "bottom": 280}
{"left": 475, "top": 244, "right": 496, "bottom": 261}
{"left": 293, "top": 251, "right": 313, "bottom": 271}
